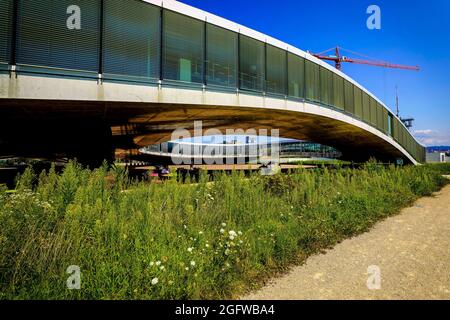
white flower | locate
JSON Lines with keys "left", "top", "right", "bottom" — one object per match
{"left": 156, "top": 261, "right": 161, "bottom": 266}
{"left": 238, "top": 231, "right": 243, "bottom": 236}
{"left": 205, "top": 244, "right": 210, "bottom": 248}
{"left": 221, "top": 223, "right": 227, "bottom": 227}
{"left": 150, "top": 261, "right": 154, "bottom": 266}
{"left": 160, "top": 266, "right": 165, "bottom": 271}
{"left": 190, "top": 261, "right": 196, "bottom": 267}
{"left": 229, "top": 230, "right": 237, "bottom": 237}
{"left": 185, "top": 267, "right": 189, "bottom": 271}
{"left": 198, "top": 231, "right": 203, "bottom": 235}
{"left": 187, "top": 247, "right": 193, "bottom": 253}
{"left": 229, "top": 235, "right": 235, "bottom": 241}
{"left": 225, "top": 249, "right": 230, "bottom": 255}
{"left": 220, "top": 228, "right": 225, "bottom": 234}
{"left": 151, "top": 278, "right": 159, "bottom": 285}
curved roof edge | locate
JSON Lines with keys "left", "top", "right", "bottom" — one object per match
{"left": 143, "top": 0, "right": 424, "bottom": 148}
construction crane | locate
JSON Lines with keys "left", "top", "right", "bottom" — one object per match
{"left": 312, "top": 46, "right": 419, "bottom": 129}
{"left": 312, "top": 46, "right": 420, "bottom": 72}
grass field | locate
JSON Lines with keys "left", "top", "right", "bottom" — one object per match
{"left": 1, "top": 162, "right": 449, "bottom": 299}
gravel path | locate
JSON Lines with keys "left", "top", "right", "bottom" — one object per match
{"left": 244, "top": 184, "right": 450, "bottom": 300}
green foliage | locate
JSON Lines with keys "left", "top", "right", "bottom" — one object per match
{"left": 0, "top": 161, "right": 447, "bottom": 300}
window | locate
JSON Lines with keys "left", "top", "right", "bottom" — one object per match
{"left": 305, "top": 60, "right": 320, "bottom": 102}
{"left": 266, "top": 44, "right": 286, "bottom": 95}
{"left": 16, "top": 0, "right": 101, "bottom": 73}
{"left": 362, "top": 92, "right": 370, "bottom": 123}
{"left": 369, "top": 97, "right": 377, "bottom": 126}
{"left": 287, "top": 53, "right": 304, "bottom": 98}
{"left": 103, "top": 0, "right": 160, "bottom": 81}
{"left": 332, "top": 73, "right": 344, "bottom": 110}
{"left": 163, "top": 10, "right": 204, "bottom": 83}
{"left": 239, "top": 35, "right": 265, "bottom": 92}
{"left": 0, "top": 0, "right": 13, "bottom": 65}
{"left": 354, "top": 87, "right": 363, "bottom": 119}
{"left": 344, "top": 81, "right": 354, "bottom": 114}
{"left": 388, "top": 113, "right": 393, "bottom": 136}
{"left": 377, "top": 102, "right": 384, "bottom": 131}
{"left": 320, "top": 67, "right": 333, "bottom": 106}
{"left": 206, "top": 23, "right": 237, "bottom": 88}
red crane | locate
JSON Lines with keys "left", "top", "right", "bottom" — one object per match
{"left": 312, "top": 46, "right": 420, "bottom": 71}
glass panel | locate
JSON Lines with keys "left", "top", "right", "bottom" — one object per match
{"left": 103, "top": 0, "right": 160, "bottom": 80}
{"left": 362, "top": 92, "right": 370, "bottom": 123}
{"left": 287, "top": 53, "right": 304, "bottom": 98}
{"left": 383, "top": 108, "right": 389, "bottom": 134}
{"left": 369, "top": 97, "right": 377, "bottom": 126}
{"left": 344, "top": 81, "right": 354, "bottom": 114}
{"left": 354, "top": 86, "right": 363, "bottom": 119}
{"left": 332, "top": 73, "right": 344, "bottom": 110}
{"left": 266, "top": 44, "right": 286, "bottom": 95}
{"left": 163, "top": 10, "right": 204, "bottom": 83}
{"left": 320, "top": 67, "right": 333, "bottom": 105}
{"left": 377, "top": 102, "right": 384, "bottom": 131}
{"left": 16, "top": 0, "right": 100, "bottom": 72}
{"left": 305, "top": 60, "right": 320, "bottom": 102}
{"left": 239, "top": 35, "right": 265, "bottom": 92}
{"left": 0, "top": 0, "right": 13, "bottom": 64}
{"left": 206, "top": 23, "right": 237, "bottom": 88}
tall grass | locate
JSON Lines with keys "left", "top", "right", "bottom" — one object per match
{"left": 1, "top": 162, "right": 449, "bottom": 300}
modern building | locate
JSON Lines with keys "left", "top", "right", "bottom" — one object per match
{"left": 426, "top": 152, "right": 450, "bottom": 163}
{"left": 0, "top": 0, "right": 426, "bottom": 166}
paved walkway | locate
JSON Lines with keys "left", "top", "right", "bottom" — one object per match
{"left": 244, "top": 184, "right": 450, "bottom": 300}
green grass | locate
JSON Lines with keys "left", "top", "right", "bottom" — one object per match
{"left": 1, "top": 162, "right": 449, "bottom": 300}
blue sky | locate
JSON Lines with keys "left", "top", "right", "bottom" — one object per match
{"left": 178, "top": 0, "right": 450, "bottom": 146}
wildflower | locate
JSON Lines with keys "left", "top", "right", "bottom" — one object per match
{"left": 220, "top": 228, "right": 225, "bottom": 234}
{"left": 229, "top": 230, "right": 237, "bottom": 240}
{"left": 198, "top": 231, "right": 203, "bottom": 235}
{"left": 225, "top": 249, "right": 230, "bottom": 255}
{"left": 190, "top": 261, "right": 196, "bottom": 267}
{"left": 238, "top": 231, "right": 243, "bottom": 236}
{"left": 187, "top": 247, "right": 193, "bottom": 253}
{"left": 205, "top": 244, "right": 210, "bottom": 248}
{"left": 151, "top": 278, "right": 159, "bottom": 285}
{"left": 150, "top": 261, "right": 154, "bottom": 266}
{"left": 221, "top": 223, "right": 227, "bottom": 227}
{"left": 185, "top": 267, "right": 189, "bottom": 271}
{"left": 160, "top": 266, "right": 165, "bottom": 271}
{"left": 156, "top": 261, "right": 161, "bottom": 266}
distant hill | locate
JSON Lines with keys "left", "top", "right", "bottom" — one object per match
{"left": 427, "top": 146, "right": 450, "bottom": 153}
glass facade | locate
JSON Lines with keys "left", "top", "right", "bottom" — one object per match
{"left": 206, "top": 24, "right": 237, "bottom": 88}
{"left": 354, "top": 87, "right": 363, "bottom": 119}
{"left": 287, "top": 53, "right": 304, "bottom": 99}
{"left": 103, "top": 0, "right": 160, "bottom": 81}
{"left": 344, "top": 81, "right": 354, "bottom": 114}
{"left": 163, "top": 10, "right": 204, "bottom": 83}
{"left": 266, "top": 44, "right": 287, "bottom": 95}
{"left": 320, "top": 67, "right": 333, "bottom": 106}
{"left": 16, "top": 0, "right": 101, "bottom": 74}
{"left": 0, "top": 0, "right": 13, "bottom": 66}
{"left": 362, "top": 92, "right": 371, "bottom": 123}
{"left": 333, "top": 73, "right": 345, "bottom": 110}
{"left": 1, "top": 1, "right": 426, "bottom": 163}
{"left": 239, "top": 35, "right": 265, "bottom": 92}
{"left": 305, "top": 60, "right": 320, "bottom": 102}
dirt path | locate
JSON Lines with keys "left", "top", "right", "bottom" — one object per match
{"left": 244, "top": 184, "right": 450, "bottom": 300}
